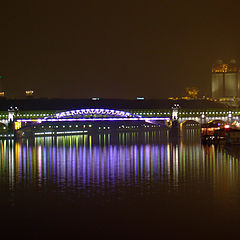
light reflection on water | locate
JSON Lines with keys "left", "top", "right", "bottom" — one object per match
{"left": 0, "top": 129, "right": 240, "bottom": 197}
{"left": 1, "top": 129, "right": 240, "bottom": 238}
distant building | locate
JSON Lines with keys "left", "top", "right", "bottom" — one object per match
{"left": 211, "top": 59, "right": 240, "bottom": 98}
{"left": 25, "top": 90, "right": 34, "bottom": 97}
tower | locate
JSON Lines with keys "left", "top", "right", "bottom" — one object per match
{"left": 211, "top": 59, "right": 240, "bottom": 98}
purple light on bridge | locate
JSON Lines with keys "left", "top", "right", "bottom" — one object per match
{"left": 46, "top": 108, "right": 142, "bottom": 120}
{"left": 16, "top": 117, "right": 170, "bottom": 123}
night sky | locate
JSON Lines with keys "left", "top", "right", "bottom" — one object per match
{"left": 1, "top": 0, "right": 240, "bottom": 99}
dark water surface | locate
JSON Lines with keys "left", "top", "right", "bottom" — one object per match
{"left": 1, "top": 129, "right": 240, "bottom": 239}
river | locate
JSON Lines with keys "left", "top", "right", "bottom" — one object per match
{"left": 0, "top": 128, "right": 240, "bottom": 239}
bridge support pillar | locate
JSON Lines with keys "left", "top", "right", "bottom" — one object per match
{"left": 171, "top": 104, "right": 180, "bottom": 121}
{"left": 169, "top": 120, "right": 180, "bottom": 139}
{"left": 201, "top": 112, "right": 206, "bottom": 125}
{"left": 228, "top": 111, "right": 233, "bottom": 124}
{"left": 170, "top": 104, "right": 180, "bottom": 138}
{"left": 7, "top": 107, "right": 18, "bottom": 135}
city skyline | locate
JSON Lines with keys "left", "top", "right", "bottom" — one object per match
{"left": 2, "top": 2, "right": 240, "bottom": 239}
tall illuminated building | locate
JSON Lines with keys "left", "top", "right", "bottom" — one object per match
{"left": 212, "top": 59, "right": 240, "bottom": 98}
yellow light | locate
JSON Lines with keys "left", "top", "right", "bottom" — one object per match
{"left": 14, "top": 122, "right": 21, "bottom": 130}
{"left": 25, "top": 90, "right": 34, "bottom": 96}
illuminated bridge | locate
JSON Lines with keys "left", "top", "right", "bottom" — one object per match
{"left": 10, "top": 108, "right": 171, "bottom": 138}
{"left": 0, "top": 98, "right": 239, "bottom": 138}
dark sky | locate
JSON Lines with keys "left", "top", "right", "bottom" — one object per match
{"left": 1, "top": 0, "right": 240, "bottom": 99}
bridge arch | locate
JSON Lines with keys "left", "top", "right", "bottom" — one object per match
{"left": 207, "top": 119, "right": 227, "bottom": 126}
{"left": 0, "top": 120, "right": 8, "bottom": 127}
{"left": 180, "top": 120, "right": 200, "bottom": 127}
{"left": 44, "top": 109, "right": 142, "bottom": 119}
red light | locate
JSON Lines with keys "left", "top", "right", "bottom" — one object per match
{"left": 224, "top": 125, "right": 230, "bottom": 129}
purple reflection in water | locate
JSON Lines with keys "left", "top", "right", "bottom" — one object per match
{"left": 0, "top": 131, "right": 239, "bottom": 196}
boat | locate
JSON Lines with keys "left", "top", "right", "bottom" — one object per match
{"left": 201, "top": 122, "right": 221, "bottom": 144}
{"left": 201, "top": 121, "right": 240, "bottom": 145}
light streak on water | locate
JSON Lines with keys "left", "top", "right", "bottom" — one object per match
{"left": 0, "top": 130, "right": 239, "bottom": 197}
